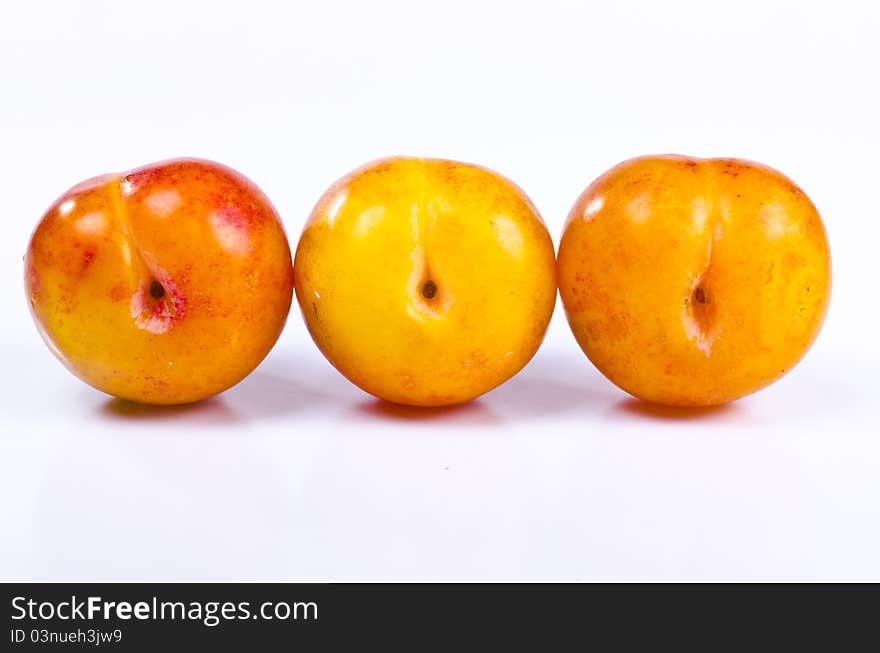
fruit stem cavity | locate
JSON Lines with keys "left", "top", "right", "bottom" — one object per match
{"left": 422, "top": 280, "right": 438, "bottom": 299}
{"left": 150, "top": 280, "right": 166, "bottom": 300}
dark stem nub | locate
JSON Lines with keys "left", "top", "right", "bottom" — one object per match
{"left": 421, "top": 280, "right": 438, "bottom": 299}
{"left": 150, "top": 279, "right": 166, "bottom": 300}
{"left": 694, "top": 286, "right": 707, "bottom": 304}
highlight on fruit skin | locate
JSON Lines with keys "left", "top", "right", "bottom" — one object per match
{"left": 24, "top": 158, "right": 294, "bottom": 405}
{"left": 293, "top": 156, "right": 558, "bottom": 407}
{"left": 557, "top": 154, "right": 831, "bottom": 407}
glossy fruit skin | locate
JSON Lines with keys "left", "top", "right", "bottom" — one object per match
{"left": 294, "top": 157, "right": 557, "bottom": 406}
{"left": 558, "top": 155, "right": 831, "bottom": 407}
{"left": 25, "top": 158, "right": 294, "bottom": 404}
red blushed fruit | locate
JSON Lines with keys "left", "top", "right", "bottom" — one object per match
{"left": 25, "top": 158, "right": 294, "bottom": 404}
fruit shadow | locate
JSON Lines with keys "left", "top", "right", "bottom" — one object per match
{"left": 611, "top": 398, "right": 745, "bottom": 423}
{"left": 95, "top": 346, "right": 747, "bottom": 427}
{"left": 100, "top": 396, "right": 240, "bottom": 426}
{"left": 354, "top": 398, "right": 502, "bottom": 426}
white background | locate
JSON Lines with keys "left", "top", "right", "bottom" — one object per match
{"left": 1, "top": 0, "right": 878, "bottom": 581}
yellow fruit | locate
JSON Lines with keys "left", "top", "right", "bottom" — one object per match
{"left": 294, "top": 157, "right": 557, "bottom": 406}
{"left": 558, "top": 155, "right": 831, "bottom": 406}
{"left": 25, "top": 159, "right": 294, "bottom": 404}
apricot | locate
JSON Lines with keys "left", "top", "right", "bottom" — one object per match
{"left": 558, "top": 155, "right": 831, "bottom": 406}
{"left": 294, "top": 157, "right": 556, "bottom": 406}
{"left": 25, "top": 158, "right": 294, "bottom": 404}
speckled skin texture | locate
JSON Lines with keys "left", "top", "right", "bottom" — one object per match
{"left": 558, "top": 155, "right": 831, "bottom": 406}
{"left": 294, "top": 157, "right": 557, "bottom": 406}
{"left": 25, "top": 159, "right": 294, "bottom": 404}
